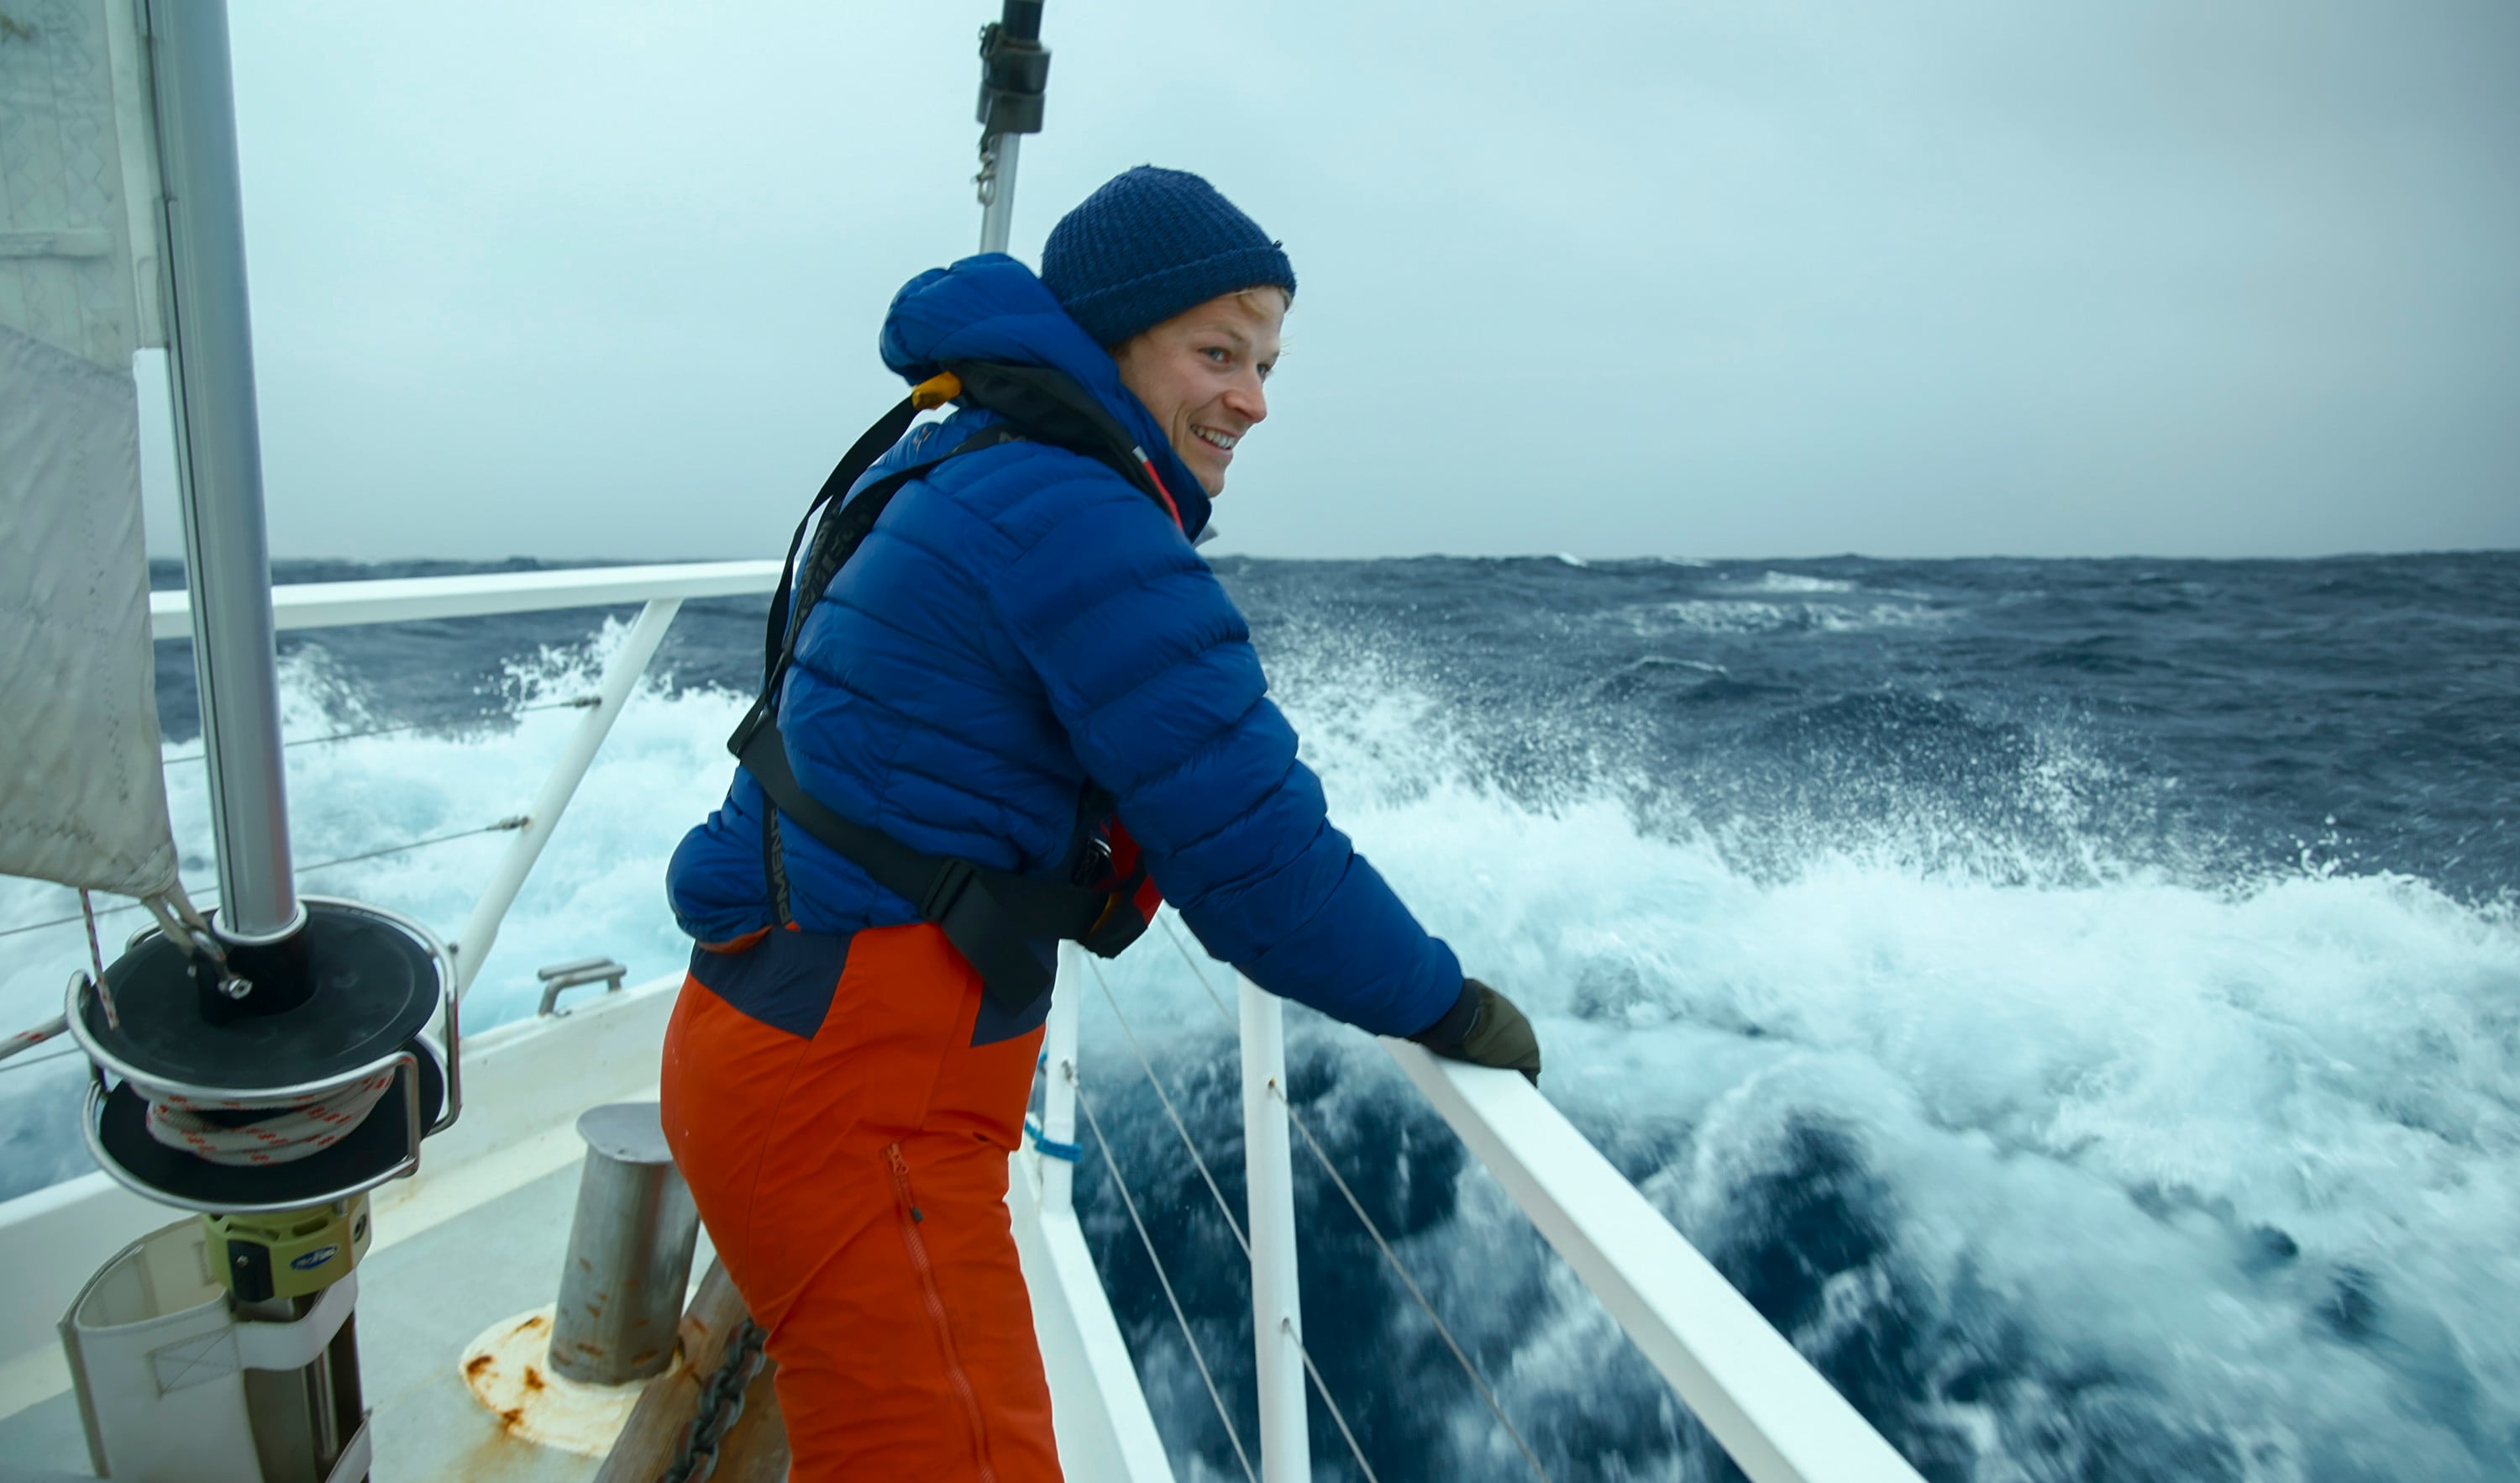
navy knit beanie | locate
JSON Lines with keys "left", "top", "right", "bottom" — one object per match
{"left": 1041, "top": 166, "right": 1296, "bottom": 347}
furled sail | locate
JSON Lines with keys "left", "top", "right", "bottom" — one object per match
{"left": 0, "top": 0, "right": 179, "bottom": 897}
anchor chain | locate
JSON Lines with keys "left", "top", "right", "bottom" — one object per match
{"left": 659, "top": 1321, "right": 769, "bottom": 1483}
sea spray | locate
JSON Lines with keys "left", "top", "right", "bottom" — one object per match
{"left": 1071, "top": 789, "right": 2518, "bottom": 1479}
{"left": 0, "top": 551, "right": 2511, "bottom": 1480}
{"left": 0, "top": 618, "right": 753, "bottom": 1197}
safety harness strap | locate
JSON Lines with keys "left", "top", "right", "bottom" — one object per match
{"left": 760, "top": 391, "right": 921, "bottom": 689}
{"left": 737, "top": 718, "right": 1114, "bottom": 1009}
{"left": 729, "top": 362, "right": 1178, "bottom": 1012}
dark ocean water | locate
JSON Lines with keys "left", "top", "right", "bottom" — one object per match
{"left": 145, "top": 551, "right": 2519, "bottom": 904}
{"left": 50, "top": 550, "right": 2520, "bottom": 1479}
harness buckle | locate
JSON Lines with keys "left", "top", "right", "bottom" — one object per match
{"left": 727, "top": 697, "right": 776, "bottom": 761}
{"left": 918, "top": 860, "right": 979, "bottom": 922}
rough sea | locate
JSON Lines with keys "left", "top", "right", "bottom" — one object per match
{"left": 3, "top": 550, "right": 2513, "bottom": 1482}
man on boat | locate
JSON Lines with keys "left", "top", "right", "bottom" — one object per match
{"left": 659, "top": 165, "right": 1541, "bottom": 1480}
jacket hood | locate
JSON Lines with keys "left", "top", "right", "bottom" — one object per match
{"left": 879, "top": 254, "right": 1213, "bottom": 538}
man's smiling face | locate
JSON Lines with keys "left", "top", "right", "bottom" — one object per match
{"left": 1110, "top": 288, "right": 1287, "bottom": 497}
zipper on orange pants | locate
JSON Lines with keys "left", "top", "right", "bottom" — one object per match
{"left": 887, "top": 1142, "right": 1001, "bottom": 1483}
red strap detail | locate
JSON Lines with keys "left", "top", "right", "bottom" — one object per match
{"left": 1139, "top": 459, "right": 1184, "bottom": 530}
{"left": 1106, "top": 821, "right": 1144, "bottom": 879}
{"left": 1106, "top": 822, "right": 1165, "bottom": 915}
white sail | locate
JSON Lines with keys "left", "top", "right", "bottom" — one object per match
{"left": 0, "top": 0, "right": 178, "bottom": 897}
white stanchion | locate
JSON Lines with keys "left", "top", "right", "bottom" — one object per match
{"left": 1239, "top": 976, "right": 1311, "bottom": 1483}
{"left": 1042, "top": 945, "right": 1082, "bottom": 1214}
{"left": 449, "top": 597, "right": 681, "bottom": 998}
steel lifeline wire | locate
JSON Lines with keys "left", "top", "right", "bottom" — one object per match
{"left": 1083, "top": 958, "right": 1250, "bottom": 1250}
{"left": 0, "top": 819, "right": 508, "bottom": 1160}
{"left": 1068, "top": 1066, "right": 1260, "bottom": 1483}
{"left": 0, "top": 1043, "right": 82, "bottom": 1077}
{"left": 1278, "top": 1083, "right": 1554, "bottom": 1482}
{"left": 1082, "top": 955, "right": 1383, "bottom": 1482}
{"left": 1147, "top": 906, "right": 1554, "bottom": 1481}
{"left": 156, "top": 694, "right": 600, "bottom": 766}
{"left": 1153, "top": 908, "right": 1240, "bottom": 1025}
{"left": 0, "top": 815, "right": 529, "bottom": 941}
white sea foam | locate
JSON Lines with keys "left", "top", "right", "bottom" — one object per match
{"left": 1742, "top": 570, "right": 1861, "bottom": 594}
{"left": 1627, "top": 597, "right": 1950, "bottom": 636}
{"left": 1080, "top": 660, "right": 2520, "bottom": 1476}
{"left": 4, "top": 614, "right": 2512, "bottom": 1478}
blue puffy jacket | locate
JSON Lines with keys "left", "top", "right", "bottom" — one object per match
{"left": 666, "top": 255, "right": 1462, "bottom": 1039}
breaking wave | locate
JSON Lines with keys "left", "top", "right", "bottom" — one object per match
{"left": 3, "top": 551, "right": 2513, "bottom": 1480}
{"left": 1074, "top": 629, "right": 2519, "bottom": 1483}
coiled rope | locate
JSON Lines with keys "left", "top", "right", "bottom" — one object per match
{"left": 139, "top": 1067, "right": 402, "bottom": 1165}
{"left": 0, "top": 1005, "right": 402, "bottom": 1170}
{"left": 0, "top": 884, "right": 422, "bottom": 1165}
{"left": 127, "top": 885, "right": 412, "bottom": 1166}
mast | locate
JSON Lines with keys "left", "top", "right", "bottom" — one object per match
{"left": 974, "top": 0, "right": 1050, "bottom": 255}
{"left": 54, "top": 11, "right": 459, "bottom": 1477}
{"left": 148, "top": 0, "right": 302, "bottom": 949}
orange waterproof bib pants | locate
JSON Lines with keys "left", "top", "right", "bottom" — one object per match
{"left": 659, "top": 924, "right": 1060, "bottom": 1481}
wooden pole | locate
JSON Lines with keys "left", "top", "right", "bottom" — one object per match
{"left": 592, "top": 1259, "right": 790, "bottom": 1482}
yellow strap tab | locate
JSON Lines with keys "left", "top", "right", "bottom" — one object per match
{"left": 911, "top": 371, "right": 963, "bottom": 412}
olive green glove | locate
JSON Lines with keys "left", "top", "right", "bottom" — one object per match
{"left": 1408, "top": 977, "right": 1542, "bottom": 1086}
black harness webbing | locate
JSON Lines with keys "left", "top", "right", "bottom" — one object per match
{"left": 729, "top": 361, "right": 1174, "bottom": 1012}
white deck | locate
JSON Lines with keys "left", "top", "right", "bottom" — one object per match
{"left": 0, "top": 975, "right": 1173, "bottom": 1481}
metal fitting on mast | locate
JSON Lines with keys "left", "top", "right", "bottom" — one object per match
{"left": 974, "top": 1, "right": 1051, "bottom": 255}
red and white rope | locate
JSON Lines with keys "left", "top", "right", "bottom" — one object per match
{"left": 0, "top": 1013, "right": 69, "bottom": 1066}
{"left": 139, "top": 1069, "right": 399, "bottom": 1166}
{"left": 6, "top": 886, "right": 403, "bottom": 1163}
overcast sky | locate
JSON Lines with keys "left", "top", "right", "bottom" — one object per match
{"left": 143, "top": 0, "right": 2520, "bottom": 562}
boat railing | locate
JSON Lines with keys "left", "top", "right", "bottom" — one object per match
{"left": 123, "top": 561, "right": 1921, "bottom": 1482}
{"left": 146, "top": 560, "right": 781, "bottom": 998}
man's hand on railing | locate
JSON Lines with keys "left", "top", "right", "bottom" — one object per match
{"left": 1408, "top": 978, "right": 1542, "bottom": 1086}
